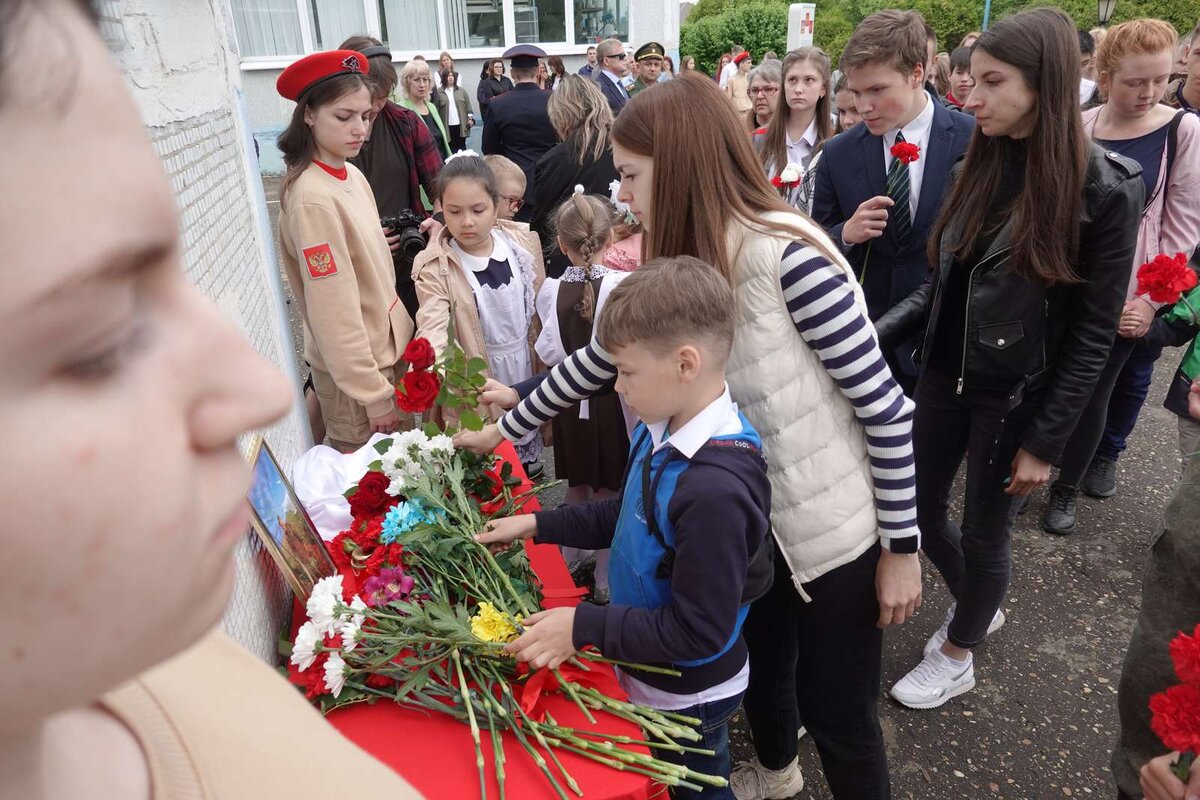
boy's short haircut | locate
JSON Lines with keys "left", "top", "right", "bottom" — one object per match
{"left": 482, "top": 154, "right": 526, "bottom": 193}
{"left": 1079, "top": 28, "right": 1096, "bottom": 56}
{"left": 839, "top": 9, "right": 929, "bottom": 77}
{"left": 597, "top": 256, "right": 734, "bottom": 359}
{"left": 950, "top": 46, "right": 972, "bottom": 73}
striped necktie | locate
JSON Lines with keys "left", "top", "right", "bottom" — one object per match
{"left": 887, "top": 132, "right": 912, "bottom": 243}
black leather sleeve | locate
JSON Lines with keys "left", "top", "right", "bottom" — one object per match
{"left": 874, "top": 281, "right": 932, "bottom": 354}
{"left": 1020, "top": 168, "right": 1144, "bottom": 464}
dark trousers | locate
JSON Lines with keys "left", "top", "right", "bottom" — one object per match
{"left": 742, "top": 542, "right": 890, "bottom": 799}
{"left": 913, "top": 368, "right": 1038, "bottom": 648}
{"left": 660, "top": 691, "right": 742, "bottom": 799}
{"left": 447, "top": 123, "right": 467, "bottom": 155}
{"left": 1055, "top": 336, "right": 1137, "bottom": 487}
{"left": 1096, "top": 340, "right": 1164, "bottom": 462}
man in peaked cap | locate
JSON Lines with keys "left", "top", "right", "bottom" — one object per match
{"left": 481, "top": 44, "right": 556, "bottom": 223}
{"left": 629, "top": 42, "right": 665, "bottom": 96}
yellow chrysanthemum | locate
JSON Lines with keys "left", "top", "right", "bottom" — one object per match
{"left": 471, "top": 602, "right": 522, "bottom": 643}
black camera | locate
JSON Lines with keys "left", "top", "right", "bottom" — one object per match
{"left": 381, "top": 210, "right": 428, "bottom": 261}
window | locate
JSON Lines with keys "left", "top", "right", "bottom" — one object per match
{"left": 445, "top": 0, "right": 507, "bottom": 49}
{"left": 308, "top": 0, "right": 366, "bottom": 50}
{"left": 379, "top": 0, "right": 439, "bottom": 52}
{"left": 231, "top": 0, "right": 305, "bottom": 57}
{"left": 574, "top": 0, "right": 627, "bottom": 45}
{"left": 516, "top": 1, "right": 566, "bottom": 44}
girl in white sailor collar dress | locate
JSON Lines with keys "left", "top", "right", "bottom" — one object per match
{"left": 412, "top": 153, "right": 546, "bottom": 467}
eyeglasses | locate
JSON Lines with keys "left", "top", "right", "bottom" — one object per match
{"left": 501, "top": 194, "right": 525, "bottom": 212}
{"left": 750, "top": 85, "right": 780, "bottom": 96}
{"left": 604, "top": 53, "right": 627, "bottom": 61}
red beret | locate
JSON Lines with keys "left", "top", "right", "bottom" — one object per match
{"left": 277, "top": 50, "right": 368, "bottom": 101}
{"left": 733, "top": 52, "right": 751, "bottom": 65}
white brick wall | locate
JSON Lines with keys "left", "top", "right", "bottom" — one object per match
{"left": 100, "top": 0, "right": 310, "bottom": 663}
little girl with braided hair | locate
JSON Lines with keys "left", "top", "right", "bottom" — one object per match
{"left": 535, "top": 188, "right": 633, "bottom": 601}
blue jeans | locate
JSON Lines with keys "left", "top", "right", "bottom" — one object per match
{"left": 1096, "top": 340, "right": 1164, "bottom": 461}
{"left": 658, "top": 691, "right": 742, "bottom": 799}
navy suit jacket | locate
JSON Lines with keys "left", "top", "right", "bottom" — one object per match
{"left": 812, "top": 100, "right": 974, "bottom": 374}
{"left": 595, "top": 71, "right": 628, "bottom": 116}
{"left": 481, "top": 83, "right": 557, "bottom": 222}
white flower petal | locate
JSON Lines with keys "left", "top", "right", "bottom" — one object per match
{"left": 291, "top": 620, "right": 321, "bottom": 671}
{"left": 324, "top": 652, "right": 347, "bottom": 698}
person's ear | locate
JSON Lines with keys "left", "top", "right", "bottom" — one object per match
{"left": 677, "top": 345, "right": 701, "bottom": 382}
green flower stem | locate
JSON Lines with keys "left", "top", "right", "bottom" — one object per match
{"left": 576, "top": 651, "right": 682, "bottom": 676}
{"left": 497, "top": 684, "right": 582, "bottom": 797}
{"left": 1172, "top": 751, "right": 1196, "bottom": 782}
{"left": 544, "top": 738, "right": 700, "bottom": 791}
{"left": 482, "top": 692, "right": 506, "bottom": 800}
{"left": 452, "top": 649, "right": 488, "bottom": 800}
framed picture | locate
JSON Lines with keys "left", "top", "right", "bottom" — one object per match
{"left": 246, "top": 437, "right": 337, "bottom": 600}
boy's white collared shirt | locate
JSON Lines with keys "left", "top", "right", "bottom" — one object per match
{"left": 882, "top": 93, "right": 935, "bottom": 219}
{"left": 646, "top": 385, "right": 742, "bottom": 457}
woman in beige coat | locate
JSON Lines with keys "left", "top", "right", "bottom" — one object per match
{"left": 412, "top": 155, "right": 545, "bottom": 465}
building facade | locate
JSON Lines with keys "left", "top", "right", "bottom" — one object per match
{"left": 229, "top": 0, "right": 680, "bottom": 172}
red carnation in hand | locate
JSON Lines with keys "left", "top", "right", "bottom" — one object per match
{"left": 403, "top": 337, "right": 437, "bottom": 371}
{"left": 890, "top": 141, "right": 921, "bottom": 164}
{"left": 1137, "top": 253, "right": 1197, "bottom": 305}
{"left": 1171, "top": 624, "right": 1200, "bottom": 686}
{"left": 1150, "top": 683, "right": 1200, "bottom": 754}
{"left": 396, "top": 369, "right": 441, "bottom": 413}
{"left": 348, "top": 471, "right": 393, "bottom": 520}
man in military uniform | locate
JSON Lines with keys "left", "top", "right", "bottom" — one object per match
{"left": 481, "top": 44, "right": 557, "bottom": 223}
{"left": 629, "top": 42, "right": 665, "bottom": 96}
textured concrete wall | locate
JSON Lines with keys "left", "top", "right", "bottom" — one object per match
{"left": 97, "top": 0, "right": 310, "bottom": 663}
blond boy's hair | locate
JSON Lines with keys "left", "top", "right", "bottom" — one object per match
{"left": 482, "top": 155, "right": 526, "bottom": 194}
{"left": 597, "top": 256, "right": 734, "bottom": 360}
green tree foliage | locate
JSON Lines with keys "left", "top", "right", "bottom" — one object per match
{"left": 682, "top": 0, "right": 1200, "bottom": 73}
{"left": 680, "top": 2, "right": 789, "bottom": 74}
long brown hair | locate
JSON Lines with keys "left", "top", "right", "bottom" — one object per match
{"left": 611, "top": 73, "right": 840, "bottom": 284}
{"left": 927, "top": 7, "right": 1088, "bottom": 284}
{"left": 760, "top": 48, "right": 831, "bottom": 173}
{"left": 277, "top": 72, "right": 374, "bottom": 204}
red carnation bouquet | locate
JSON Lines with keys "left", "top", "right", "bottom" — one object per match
{"left": 1137, "top": 252, "right": 1198, "bottom": 305}
{"left": 861, "top": 141, "right": 922, "bottom": 282}
{"left": 1149, "top": 623, "right": 1200, "bottom": 780}
{"left": 395, "top": 320, "right": 492, "bottom": 430}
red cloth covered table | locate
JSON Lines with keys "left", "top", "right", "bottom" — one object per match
{"left": 307, "top": 441, "right": 661, "bottom": 799}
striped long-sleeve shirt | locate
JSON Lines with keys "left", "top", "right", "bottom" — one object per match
{"left": 499, "top": 242, "right": 920, "bottom": 554}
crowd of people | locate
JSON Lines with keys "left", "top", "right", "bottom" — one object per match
{"left": 8, "top": 0, "right": 1200, "bottom": 798}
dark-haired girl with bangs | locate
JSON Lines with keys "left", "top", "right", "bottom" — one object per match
{"left": 874, "top": 7, "right": 1144, "bottom": 709}
{"left": 276, "top": 50, "right": 416, "bottom": 452}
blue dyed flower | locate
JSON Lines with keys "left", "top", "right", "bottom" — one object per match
{"left": 380, "top": 500, "right": 446, "bottom": 544}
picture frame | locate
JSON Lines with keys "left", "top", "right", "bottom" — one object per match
{"left": 246, "top": 436, "right": 337, "bottom": 600}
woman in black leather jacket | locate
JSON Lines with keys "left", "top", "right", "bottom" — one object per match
{"left": 876, "top": 7, "right": 1144, "bottom": 711}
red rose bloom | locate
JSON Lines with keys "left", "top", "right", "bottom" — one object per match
{"left": 890, "top": 141, "right": 921, "bottom": 164}
{"left": 1136, "top": 253, "right": 1197, "bottom": 305}
{"left": 403, "top": 337, "right": 437, "bottom": 371}
{"left": 396, "top": 369, "right": 442, "bottom": 413}
{"left": 348, "top": 471, "right": 394, "bottom": 520}
{"left": 1171, "top": 624, "right": 1200, "bottom": 686}
{"left": 1150, "top": 683, "right": 1200, "bottom": 754}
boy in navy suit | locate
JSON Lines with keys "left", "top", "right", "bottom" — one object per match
{"left": 812, "top": 9, "right": 974, "bottom": 392}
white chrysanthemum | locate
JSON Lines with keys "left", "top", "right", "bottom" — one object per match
{"left": 306, "top": 575, "right": 344, "bottom": 637}
{"left": 291, "top": 620, "right": 321, "bottom": 671}
{"left": 324, "top": 651, "right": 348, "bottom": 698}
{"left": 339, "top": 597, "right": 368, "bottom": 652}
{"left": 425, "top": 434, "right": 455, "bottom": 455}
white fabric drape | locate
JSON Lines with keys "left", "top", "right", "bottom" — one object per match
{"left": 380, "top": 0, "right": 440, "bottom": 50}
{"left": 231, "top": 0, "right": 304, "bottom": 57}
{"left": 310, "top": 0, "right": 366, "bottom": 49}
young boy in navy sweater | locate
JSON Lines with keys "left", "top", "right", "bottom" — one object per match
{"left": 476, "top": 256, "right": 773, "bottom": 798}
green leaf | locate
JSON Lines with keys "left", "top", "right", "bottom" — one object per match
{"left": 343, "top": 486, "right": 359, "bottom": 499}
{"left": 460, "top": 409, "right": 484, "bottom": 431}
{"left": 469, "top": 373, "right": 488, "bottom": 389}
{"left": 367, "top": 459, "right": 383, "bottom": 472}
{"left": 466, "top": 357, "right": 489, "bottom": 375}
{"left": 373, "top": 438, "right": 394, "bottom": 455}
{"left": 423, "top": 422, "right": 442, "bottom": 437}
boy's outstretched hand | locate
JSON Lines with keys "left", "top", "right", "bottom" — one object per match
{"left": 505, "top": 607, "right": 578, "bottom": 670}
{"left": 474, "top": 514, "right": 537, "bottom": 552}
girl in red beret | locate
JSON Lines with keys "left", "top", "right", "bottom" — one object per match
{"left": 275, "top": 51, "right": 416, "bottom": 452}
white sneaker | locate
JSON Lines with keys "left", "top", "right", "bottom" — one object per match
{"left": 923, "top": 603, "right": 1006, "bottom": 656}
{"left": 890, "top": 649, "right": 976, "bottom": 710}
{"left": 730, "top": 757, "right": 805, "bottom": 800}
